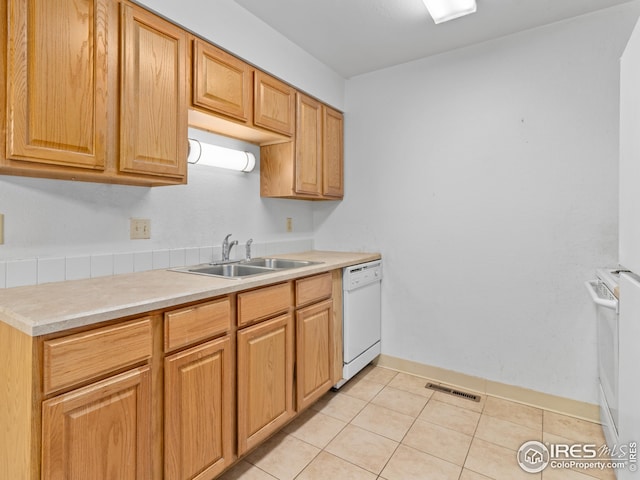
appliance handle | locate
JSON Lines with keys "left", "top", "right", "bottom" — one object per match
{"left": 584, "top": 280, "right": 618, "bottom": 310}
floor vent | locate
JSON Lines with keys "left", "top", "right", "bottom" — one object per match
{"left": 425, "top": 383, "right": 481, "bottom": 402}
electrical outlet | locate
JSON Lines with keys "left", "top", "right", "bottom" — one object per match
{"left": 286, "top": 217, "right": 293, "bottom": 233}
{"left": 0, "top": 213, "right": 4, "bottom": 245}
{"left": 130, "top": 218, "right": 151, "bottom": 239}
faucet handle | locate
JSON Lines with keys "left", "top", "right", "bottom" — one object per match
{"left": 245, "top": 238, "right": 253, "bottom": 261}
{"left": 222, "top": 233, "right": 233, "bottom": 261}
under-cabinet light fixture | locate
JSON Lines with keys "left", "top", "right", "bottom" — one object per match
{"left": 187, "top": 138, "right": 256, "bottom": 172}
{"left": 422, "top": 0, "right": 476, "bottom": 24}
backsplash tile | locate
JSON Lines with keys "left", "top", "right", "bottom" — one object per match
{"left": 250, "top": 242, "right": 266, "bottom": 259}
{"left": 6, "top": 259, "right": 38, "bottom": 288}
{"left": 91, "top": 254, "right": 114, "bottom": 278}
{"left": 169, "top": 248, "right": 186, "bottom": 268}
{"left": 37, "top": 257, "right": 66, "bottom": 284}
{"left": 113, "top": 253, "right": 134, "bottom": 275}
{"left": 0, "top": 238, "right": 314, "bottom": 289}
{"left": 185, "top": 247, "right": 200, "bottom": 266}
{"left": 199, "top": 246, "right": 214, "bottom": 264}
{"left": 65, "top": 256, "right": 91, "bottom": 281}
{"left": 134, "top": 251, "right": 153, "bottom": 272}
{"left": 152, "top": 250, "right": 171, "bottom": 269}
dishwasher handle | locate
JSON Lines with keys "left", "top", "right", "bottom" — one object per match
{"left": 584, "top": 280, "right": 618, "bottom": 311}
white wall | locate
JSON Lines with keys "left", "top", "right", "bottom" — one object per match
{"left": 314, "top": 2, "right": 640, "bottom": 403}
{"left": 0, "top": 129, "right": 315, "bottom": 286}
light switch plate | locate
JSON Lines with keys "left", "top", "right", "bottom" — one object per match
{"left": 130, "top": 218, "right": 151, "bottom": 240}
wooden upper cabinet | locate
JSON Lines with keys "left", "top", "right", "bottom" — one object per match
{"left": 254, "top": 71, "right": 295, "bottom": 137}
{"left": 322, "top": 106, "right": 344, "bottom": 198}
{"left": 5, "top": 0, "right": 109, "bottom": 170}
{"left": 120, "top": 3, "right": 188, "bottom": 180}
{"left": 188, "top": 51, "right": 293, "bottom": 145}
{"left": 193, "top": 40, "right": 252, "bottom": 122}
{"left": 295, "top": 93, "right": 323, "bottom": 196}
{"left": 260, "top": 93, "right": 343, "bottom": 200}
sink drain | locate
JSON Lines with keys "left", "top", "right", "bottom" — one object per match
{"left": 425, "top": 383, "right": 481, "bottom": 402}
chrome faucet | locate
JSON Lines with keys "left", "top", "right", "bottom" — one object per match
{"left": 222, "top": 234, "right": 238, "bottom": 262}
{"left": 245, "top": 238, "right": 253, "bottom": 261}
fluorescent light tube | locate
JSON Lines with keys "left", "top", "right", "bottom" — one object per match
{"left": 422, "top": 0, "right": 477, "bottom": 24}
{"left": 187, "top": 139, "right": 256, "bottom": 172}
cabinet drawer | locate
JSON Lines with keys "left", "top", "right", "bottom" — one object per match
{"left": 164, "top": 297, "right": 231, "bottom": 352}
{"left": 43, "top": 317, "right": 153, "bottom": 395}
{"left": 238, "top": 282, "right": 292, "bottom": 327}
{"left": 295, "top": 272, "right": 333, "bottom": 307}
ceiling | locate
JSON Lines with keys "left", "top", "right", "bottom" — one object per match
{"left": 234, "top": 0, "right": 636, "bottom": 78}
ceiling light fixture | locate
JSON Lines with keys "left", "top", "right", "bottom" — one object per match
{"left": 187, "top": 138, "right": 256, "bottom": 173}
{"left": 422, "top": 0, "right": 477, "bottom": 24}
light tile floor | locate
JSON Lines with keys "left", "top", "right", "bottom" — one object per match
{"left": 219, "top": 366, "right": 615, "bottom": 480}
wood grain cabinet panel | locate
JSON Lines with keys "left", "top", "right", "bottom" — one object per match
{"left": 164, "top": 297, "right": 231, "bottom": 353}
{"left": 41, "top": 366, "right": 152, "bottom": 480}
{"left": 43, "top": 317, "right": 153, "bottom": 395}
{"left": 322, "top": 106, "right": 344, "bottom": 198}
{"left": 295, "top": 93, "right": 323, "bottom": 196}
{"left": 5, "top": 0, "right": 109, "bottom": 170}
{"left": 237, "top": 282, "right": 292, "bottom": 327}
{"left": 295, "top": 272, "right": 333, "bottom": 308}
{"left": 193, "top": 40, "right": 252, "bottom": 122}
{"left": 260, "top": 93, "right": 343, "bottom": 200}
{"left": 164, "top": 336, "right": 233, "bottom": 480}
{"left": 237, "top": 313, "right": 294, "bottom": 454}
{"left": 296, "top": 299, "right": 334, "bottom": 411}
{"left": 120, "top": 3, "right": 188, "bottom": 180}
{"left": 254, "top": 71, "right": 295, "bottom": 137}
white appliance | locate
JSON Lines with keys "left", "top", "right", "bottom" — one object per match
{"left": 585, "top": 269, "right": 621, "bottom": 451}
{"left": 334, "top": 260, "right": 382, "bottom": 388}
{"left": 609, "top": 14, "right": 640, "bottom": 479}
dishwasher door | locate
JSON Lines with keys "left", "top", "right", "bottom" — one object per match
{"left": 340, "top": 261, "right": 382, "bottom": 386}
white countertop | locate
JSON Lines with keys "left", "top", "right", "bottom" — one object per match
{"left": 0, "top": 251, "right": 381, "bottom": 336}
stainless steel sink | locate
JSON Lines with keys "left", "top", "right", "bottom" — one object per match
{"left": 240, "top": 258, "right": 321, "bottom": 269}
{"left": 170, "top": 257, "right": 322, "bottom": 279}
{"left": 185, "top": 263, "right": 274, "bottom": 278}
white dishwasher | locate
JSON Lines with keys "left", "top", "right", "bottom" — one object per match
{"left": 335, "top": 260, "right": 382, "bottom": 388}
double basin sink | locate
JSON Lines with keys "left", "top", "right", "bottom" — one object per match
{"left": 172, "top": 257, "right": 322, "bottom": 279}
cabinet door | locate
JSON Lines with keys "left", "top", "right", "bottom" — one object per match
{"left": 296, "top": 299, "right": 334, "bottom": 411}
{"left": 41, "top": 366, "right": 152, "bottom": 480}
{"left": 193, "top": 40, "right": 252, "bottom": 122}
{"left": 254, "top": 71, "right": 295, "bottom": 136}
{"left": 165, "top": 336, "right": 233, "bottom": 480}
{"left": 237, "top": 313, "right": 294, "bottom": 455}
{"left": 295, "top": 93, "right": 323, "bottom": 196}
{"left": 6, "top": 0, "right": 109, "bottom": 170}
{"left": 323, "top": 106, "right": 344, "bottom": 198}
{"left": 120, "top": 4, "right": 188, "bottom": 179}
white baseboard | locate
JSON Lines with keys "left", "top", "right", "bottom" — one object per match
{"left": 374, "top": 354, "right": 600, "bottom": 423}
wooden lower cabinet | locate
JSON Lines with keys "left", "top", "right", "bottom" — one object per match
{"left": 296, "top": 299, "right": 334, "bottom": 411}
{"left": 237, "top": 313, "right": 294, "bottom": 455}
{"left": 41, "top": 366, "right": 152, "bottom": 480}
{"left": 164, "top": 336, "right": 233, "bottom": 480}
{"left": 0, "top": 270, "right": 347, "bottom": 479}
